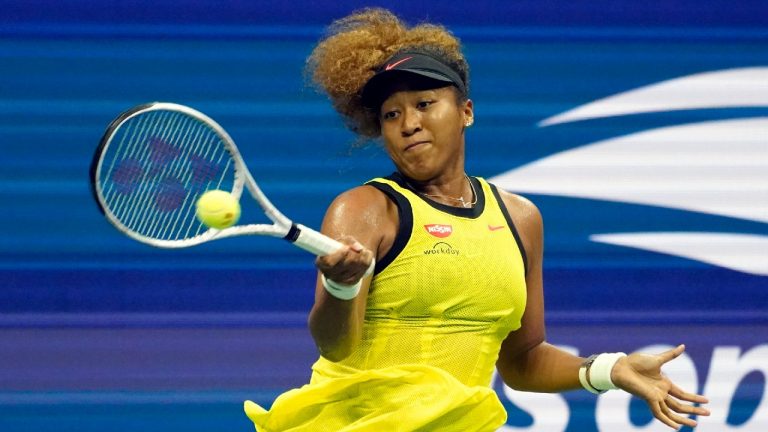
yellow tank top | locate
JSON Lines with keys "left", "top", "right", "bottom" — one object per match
{"left": 312, "top": 173, "right": 528, "bottom": 388}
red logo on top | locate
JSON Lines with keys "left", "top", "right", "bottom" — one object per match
{"left": 385, "top": 56, "right": 413, "bottom": 70}
{"left": 424, "top": 224, "right": 452, "bottom": 238}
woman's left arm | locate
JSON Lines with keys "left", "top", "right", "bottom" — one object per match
{"left": 494, "top": 191, "right": 710, "bottom": 429}
{"left": 494, "top": 192, "right": 583, "bottom": 393}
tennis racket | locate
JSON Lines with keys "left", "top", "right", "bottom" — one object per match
{"left": 90, "top": 102, "right": 343, "bottom": 255}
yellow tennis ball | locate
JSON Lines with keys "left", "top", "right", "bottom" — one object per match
{"left": 195, "top": 190, "right": 240, "bottom": 229}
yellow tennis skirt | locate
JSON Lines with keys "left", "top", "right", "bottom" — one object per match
{"left": 244, "top": 364, "right": 506, "bottom": 432}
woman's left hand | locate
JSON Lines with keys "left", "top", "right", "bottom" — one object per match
{"left": 611, "top": 344, "right": 710, "bottom": 430}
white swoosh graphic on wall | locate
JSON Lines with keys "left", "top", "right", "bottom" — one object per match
{"left": 492, "top": 118, "right": 768, "bottom": 223}
{"left": 492, "top": 68, "right": 768, "bottom": 275}
{"left": 591, "top": 232, "right": 768, "bottom": 276}
{"left": 539, "top": 67, "right": 768, "bottom": 126}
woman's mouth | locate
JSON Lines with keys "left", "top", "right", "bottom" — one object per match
{"left": 404, "top": 141, "right": 429, "bottom": 151}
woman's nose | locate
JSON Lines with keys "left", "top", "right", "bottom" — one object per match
{"left": 401, "top": 109, "right": 422, "bottom": 136}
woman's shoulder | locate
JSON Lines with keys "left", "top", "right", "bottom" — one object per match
{"left": 491, "top": 187, "right": 542, "bottom": 223}
{"left": 323, "top": 184, "right": 399, "bottom": 258}
{"left": 490, "top": 187, "right": 544, "bottom": 250}
{"left": 333, "top": 183, "right": 390, "bottom": 206}
{"left": 325, "top": 184, "right": 396, "bottom": 225}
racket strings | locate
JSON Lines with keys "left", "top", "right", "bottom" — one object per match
{"left": 99, "top": 109, "right": 237, "bottom": 241}
{"left": 158, "top": 117, "right": 228, "bottom": 241}
{"left": 160, "top": 115, "right": 208, "bottom": 240}
{"left": 107, "top": 111, "right": 165, "bottom": 232}
{"left": 127, "top": 111, "right": 183, "bottom": 236}
{"left": 102, "top": 112, "right": 148, "bottom": 214}
{"left": 143, "top": 113, "right": 204, "bottom": 239}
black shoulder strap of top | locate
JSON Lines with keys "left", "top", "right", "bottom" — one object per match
{"left": 365, "top": 177, "right": 413, "bottom": 274}
{"left": 487, "top": 181, "right": 529, "bottom": 276}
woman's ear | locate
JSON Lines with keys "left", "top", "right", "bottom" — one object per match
{"left": 463, "top": 99, "right": 474, "bottom": 127}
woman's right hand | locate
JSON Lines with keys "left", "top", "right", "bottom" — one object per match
{"left": 315, "top": 235, "right": 375, "bottom": 285}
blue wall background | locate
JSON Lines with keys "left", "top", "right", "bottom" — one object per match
{"left": 0, "top": 1, "right": 766, "bottom": 431}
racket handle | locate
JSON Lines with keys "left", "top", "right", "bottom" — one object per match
{"left": 288, "top": 224, "right": 344, "bottom": 256}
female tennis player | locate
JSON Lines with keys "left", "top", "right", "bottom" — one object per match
{"left": 244, "top": 8, "right": 710, "bottom": 431}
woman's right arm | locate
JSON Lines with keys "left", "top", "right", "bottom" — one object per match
{"left": 308, "top": 185, "right": 396, "bottom": 361}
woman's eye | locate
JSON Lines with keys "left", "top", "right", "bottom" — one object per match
{"left": 382, "top": 111, "right": 399, "bottom": 120}
{"left": 417, "top": 100, "right": 433, "bottom": 109}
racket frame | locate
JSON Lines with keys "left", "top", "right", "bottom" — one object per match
{"left": 91, "top": 102, "right": 342, "bottom": 255}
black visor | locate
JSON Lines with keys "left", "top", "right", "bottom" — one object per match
{"left": 361, "top": 51, "right": 466, "bottom": 110}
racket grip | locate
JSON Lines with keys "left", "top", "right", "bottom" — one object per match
{"left": 289, "top": 224, "right": 344, "bottom": 256}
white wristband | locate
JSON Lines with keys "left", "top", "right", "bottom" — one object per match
{"left": 579, "top": 355, "right": 603, "bottom": 394}
{"left": 589, "top": 352, "right": 627, "bottom": 391}
{"left": 321, "top": 259, "right": 375, "bottom": 301}
{"left": 321, "top": 274, "right": 361, "bottom": 300}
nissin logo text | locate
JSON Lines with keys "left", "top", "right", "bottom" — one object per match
{"left": 424, "top": 224, "right": 453, "bottom": 238}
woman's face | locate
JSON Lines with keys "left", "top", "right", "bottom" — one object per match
{"left": 379, "top": 85, "right": 473, "bottom": 182}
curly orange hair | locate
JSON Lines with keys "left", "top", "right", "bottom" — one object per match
{"left": 306, "top": 8, "right": 469, "bottom": 138}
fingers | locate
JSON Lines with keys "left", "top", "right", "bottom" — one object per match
{"left": 666, "top": 394, "right": 711, "bottom": 417}
{"left": 661, "top": 399, "right": 699, "bottom": 429}
{"left": 650, "top": 396, "right": 701, "bottom": 430}
{"left": 650, "top": 400, "right": 681, "bottom": 430}
{"left": 660, "top": 352, "right": 710, "bottom": 408}
{"left": 658, "top": 344, "right": 686, "bottom": 364}
{"left": 669, "top": 382, "right": 711, "bottom": 406}
{"left": 625, "top": 345, "right": 710, "bottom": 429}
{"left": 654, "top": 368, "right": 711, "bottom": 428}
{"left": 316, "top": 235, "right": 374, "bottom": 284}
{"left": 646, "top": 379, "right": 710, "bottom": 430}
{"left": 342, "top": 237, "right": 364, "bottom": 253}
